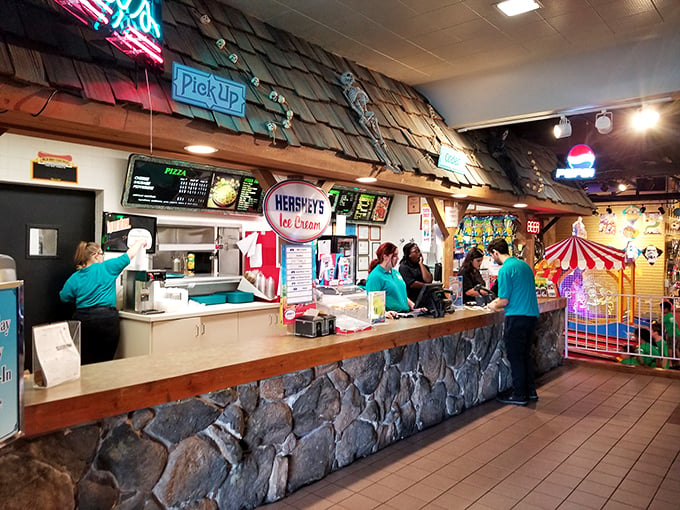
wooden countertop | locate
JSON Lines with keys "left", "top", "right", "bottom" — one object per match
{"left": 119, "top": 301, "right": 279, "bottom": 322}
{"left": 23, "top": 298, "right": 565, "bottom": 437}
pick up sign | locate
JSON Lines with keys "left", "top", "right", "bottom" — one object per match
{"left": 263, "top": 181, "right": 332, "bottom": 243}
{"left": 172, "top": 63, "right": 246, "bottom": 117}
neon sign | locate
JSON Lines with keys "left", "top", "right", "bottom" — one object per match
{"left": 526, "top": 220, "right": 541, "bottom": 234}
{"left": 55, "top": 0, "right": 163, "bottom": 67}
{"left": 554, "top": 144, "right": 596, "bottom": 180}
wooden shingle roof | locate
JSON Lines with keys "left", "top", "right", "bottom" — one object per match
{"left": 1, "top": 0, "right": 592, "bottom": 211}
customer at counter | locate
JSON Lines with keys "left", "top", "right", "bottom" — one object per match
{"left": 458, "top": 247, "right": 490, "bottom": 302}
{"left": 59, "top": 239, "right": 147, "bottom": 364}
{"left": 398, "top": 242, "right": 433, "bottom": 302}
{"left": 486, "top": 238, "right": 539, "bottom": 406}
{"left": 367, "top": 242, "right": 424, "bottom": 318}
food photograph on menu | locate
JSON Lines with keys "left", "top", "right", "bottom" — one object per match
{"left": 207, "top": 174, "right": 241, "bottom": 210}
{"left": 371, "top": 195, "right": 392, "bottom": 223}
{"left": 352, "top": 193, "right": 376, "bottom": 222}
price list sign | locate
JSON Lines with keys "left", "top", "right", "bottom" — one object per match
{"left": 283, "top": 245, "right": 314, "bottom": 305}
{"left": 353, "top": 193, "right": 376, "bottom": 221}
{"left": 236, "top": 177, "right": 263, "bottom": 213}
{"left": 335, "top": 190, "right": 357, "bottom": 216}
{"left": 126, "top": 159, "right": 212, "bottom": 209}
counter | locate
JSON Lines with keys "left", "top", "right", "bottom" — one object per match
{"left": 10, "top": 298, "right": 566, "bottom": 509}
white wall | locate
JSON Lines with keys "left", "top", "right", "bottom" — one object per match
{"left": 0, "top": 134, "right": 431, "bottom": 280}
{"left": 0, "top": 133, "right": 270, "bottom": 235}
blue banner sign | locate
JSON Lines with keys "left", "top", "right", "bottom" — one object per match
{"left": 172, "top": 63, "right": 246, "bottom": 118}
{"left": 0, "top": 282, "right": 23, "bottom": 446}
{"left": 437, "top": 145, "right": 468, "bottom": 175}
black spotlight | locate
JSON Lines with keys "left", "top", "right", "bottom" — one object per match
{"left": 592, "top": 209, "right": 599, "bottom": 215}
{"left": 640, "top": 205, "right": 646, "bottom": 213}
{"left": 606, "top": 207, "right": 613, "bottom": 214}
{"left": 659, "top": 206, "right": 666, "bottom": 214}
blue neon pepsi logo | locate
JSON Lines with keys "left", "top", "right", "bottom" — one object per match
{"left": 172, "top": 63, "right": 246, "bottom": 117}
{"left": 555, "top": 144, "right": 596, "bottom": 179}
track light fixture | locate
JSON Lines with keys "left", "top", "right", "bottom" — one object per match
{"left": 595, "top": 109, "right": 613, "bottom": 135}
{"left": 592, "top": 209, "right": 599, "bottom": 216}
{"left": 639, "top": 205, "right": 646, "bottom": 214}
{"left": 659, "top": 206, "right": 666, "bottom": 214}
{"left": 632, "top": 107, "right": 660, "bottom": 131}
{"left": 606, "top": 207, "right": 613, "bottom": 214}
{"left": 553, "top": 116, "right": 572, "bottom": 139}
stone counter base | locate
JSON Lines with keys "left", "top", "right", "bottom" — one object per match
{"left": 0, "top": 309, "right": 564, "bottom": 509}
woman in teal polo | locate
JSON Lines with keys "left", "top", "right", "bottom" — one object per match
{"left": 366, "top": 242, "right": 419, "bottom": 318}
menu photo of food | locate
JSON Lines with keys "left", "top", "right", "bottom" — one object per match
{"left": 371, "top": 195, "right": 392, "bottom": 222}
{"left": 207, "top": 174, "right": 241, "bottom": 210}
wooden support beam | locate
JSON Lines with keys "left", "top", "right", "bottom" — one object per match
{"left": 251, "top": 169, "right": 277, "bottom": 193}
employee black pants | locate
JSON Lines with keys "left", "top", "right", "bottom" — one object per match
{"left": 503, "top": 315, "right": 538, "bottom": 399}
{"left": 73, "top": 306, "right": 120, "bottom": 365}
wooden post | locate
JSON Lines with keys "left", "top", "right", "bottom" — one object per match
{"left": 425, "top": 197, "right": 468, "bottom": 285}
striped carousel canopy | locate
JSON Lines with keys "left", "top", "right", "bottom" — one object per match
{"left": 544, "top": 236, "right": 625, "bottom": 270}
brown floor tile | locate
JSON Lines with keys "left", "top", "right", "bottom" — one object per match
{"left": 565, "top": 489, "right": 608, "bottom": 509}
{"left": 533, "top": 480, "right": 574, "bottom": 499}
{"left": 610, "top": 488, "right": 654, "bottom": 508}
{"left": 358, "top": 483, "right": 399, "bottom": 503}
{"left": 430, "top": 489, "right": 476, "bottom": 509}
{"left": 376, "top": 473, "right": 416, "bottom": 492}
{"left": 518, "top": 490, "right": 565, "bottom": 509}
{"left": 334, "top": 493, "right": 381, "bottom": 510}
{"left": 311, "top": 483, "right": 354, "bottom": 504}
{"left": 385, "top": 491, "right": 430, "bottom": 509}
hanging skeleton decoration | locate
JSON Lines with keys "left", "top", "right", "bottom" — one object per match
{"left": 339, "top": 72, "right": 400, "bottom": 173}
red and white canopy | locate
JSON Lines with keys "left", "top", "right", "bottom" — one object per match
{"left": 544, "top": 236, "right": 626, "bottom": 270}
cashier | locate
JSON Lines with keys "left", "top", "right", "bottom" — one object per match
{"left": 59, "top": 239, "right": 147, "bottom": 365}
{"left": 458, "top": 247, "right": 490, "bottom": 301}
{"left": 366, "top": 242, "right": 423, "bottom": 318}
{"left": 398, "top": 242, "right": 433, "bottom": 303}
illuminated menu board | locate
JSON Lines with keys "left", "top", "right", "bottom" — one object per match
{"left": 352, "top": 193, "right": 377, "bottom": 222}
{"left": 124, "top": 157, "right": 212, "bottom": 209}
{"left": 236, "top": 177, "right": 263, "bottom": 213}
{"left": 371, "top": 195, "right": 392, "bottom": 223}
{"left": 122, "top": 155, "right": 263, "bottom": 214}
{"left": 334, "top": 190, "right": 357, "bottom": 216}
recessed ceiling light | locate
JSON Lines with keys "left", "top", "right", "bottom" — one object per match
{"left": 184, "top": 145, "right": 218, "bottom": 154}
{"left": 513, "top": 203, "right": 528, "bottom": 208}
{"left": 496, "top": 0, "right": 541, "bottom": 17}
{"left": 356, "top": 177, "right": 377, "bottom": 183}
{"left": 452, "top": 193, "right": 468, "bottom": 199}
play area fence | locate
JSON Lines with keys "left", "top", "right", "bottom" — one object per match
{"left": 565, "top": 293, "right": 680, "bottom": 368}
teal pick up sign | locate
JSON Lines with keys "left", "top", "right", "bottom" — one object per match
{"left": 172, "top": 62, "right": 246, "bottom": 117}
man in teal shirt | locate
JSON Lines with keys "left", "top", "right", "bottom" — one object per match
{"left": 487, "top": 238, "right": 539, "bottom": 405}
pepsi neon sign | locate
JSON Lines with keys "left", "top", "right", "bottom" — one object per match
{"left": 554, "top": 144, "right": 596, "bottom": 179}
{"left": 55, "top": 0, "right": 163, "bottom": 67}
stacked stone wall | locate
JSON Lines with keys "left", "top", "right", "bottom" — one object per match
{"left": 0, "top": 309, "right": 564, "bottom": 509}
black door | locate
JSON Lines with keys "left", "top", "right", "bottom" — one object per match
{"left": 0, "top": 183, "right": 95, "bottom": 369}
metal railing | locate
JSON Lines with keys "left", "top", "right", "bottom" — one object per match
{"left": 564, "top": 293, "right": 680, "bottom": 369}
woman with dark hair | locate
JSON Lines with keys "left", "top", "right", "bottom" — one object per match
{"left": 366, "top": 242, "right": 423, "bottom": 317}
{"left": 458, "top": 247, "right": 489, "bottom": 301}
{"left": 398, "top": 242, "right": 432, "bottom": 302}
{"left": 60, "top": 239, "right": 147, "bottom": 364}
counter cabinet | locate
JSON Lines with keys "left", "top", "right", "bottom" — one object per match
{"left": 11, "top": 299, "right": 566, "bottom": 509}
{"left": 118, "top": 304, "right": 282, "bottom": 357}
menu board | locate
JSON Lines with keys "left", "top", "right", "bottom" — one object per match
{"left": 370, "top": 195, "right": 392, "bottom": 223}
{"left": 102, "top": 212, "right": 157, "bottom": 253}
{"left": 124, "top": 157, "right": 212, "bottom": 208}
{"left": 236, "top": 176, "right": 263, "bottom": 213}
{"left": 352, "top": 193, "right": 377, "bottom": 222}
{"left": 334, "top": 190, "right": 357, "bottom": 216}
{"left": 122, "top": 155, "right": 264, "bottom": 215}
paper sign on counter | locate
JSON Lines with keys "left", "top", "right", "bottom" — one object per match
{"left": 33, "top": 322, "right": 80, "bottom": 388}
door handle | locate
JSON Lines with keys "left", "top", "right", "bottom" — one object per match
{"left": 201, "top": 323, "right": 206, "bottom": 335}
{"left": 195, "top": 324, "right": 200, "bottom": 337}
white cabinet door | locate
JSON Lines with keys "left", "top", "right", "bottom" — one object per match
{"left": 238, "top": 309, "right": 283, "bottom": 341}
{"left": 199, "top": 314, "right": 239, "bottom": 349}
{"left": 151, "top": 317, "right": 201, "bottom": 354}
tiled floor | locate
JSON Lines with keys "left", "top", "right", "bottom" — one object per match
{"left": 261, "top": 362, "right": 680, "bottom": 510}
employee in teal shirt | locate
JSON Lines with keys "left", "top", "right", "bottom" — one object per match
{"left": 487, "top": 238, "right": 539, "bottom": 406}
{"left": 60, "top": 239, "right": 147, "bottom": 364}
{"left": 366, "top": 242, "right": 423, "bottom": 318}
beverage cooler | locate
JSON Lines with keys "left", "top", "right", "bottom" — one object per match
{"left": 316, "top": 235, "right": 357, "bottom": 286}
